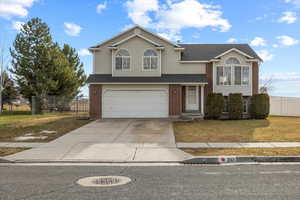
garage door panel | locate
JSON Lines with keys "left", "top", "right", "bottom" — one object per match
{"left": 103, "top": 89, "right": 168, "bottom": 118}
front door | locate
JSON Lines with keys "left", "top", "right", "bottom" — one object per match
{"left": 186, "top": 86, "right": 199, "bottom": 111}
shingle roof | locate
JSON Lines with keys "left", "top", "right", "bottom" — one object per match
{"left": 86, "top": 74, "right": 208, "bottom": 84}
{"left": 179, "top": 44, "right": 262, "bottom": 61}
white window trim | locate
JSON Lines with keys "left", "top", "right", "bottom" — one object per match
{"left": 142, "top": 49, "right": 159, "bottom": 71}
{"left": 115, "top": 49, "right": 131, "bottom": 72}
{"left": 225, "top": 57, "right": 242, "bottom": 65}
{"left": 238, "top": 66, "right": 250, "bottom": 86}
{"left": 243, "top": 98, "right": 249, "bottom": 114}
{"left": 215, "top": 56, "right": 250, "bottom": 87}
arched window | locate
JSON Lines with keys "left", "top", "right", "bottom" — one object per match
{"left": 216, "top": 56, "right": 249, "bottom": 86}
{"left": 143, "top": 49, "right": 158, "bottom": 70}
{"left": 225, "top": 57, "right": 241, "bottom": 65}
{"left": 115, "top": 49, "right": 130, "bottom": 70}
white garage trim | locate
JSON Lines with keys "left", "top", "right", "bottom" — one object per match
{"left": 102, "top": 86, "right": 169, "bottom": 118}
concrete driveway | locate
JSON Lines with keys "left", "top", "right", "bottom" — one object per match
{"left": 5, "top": 120, "right": 192, "bottom": 162}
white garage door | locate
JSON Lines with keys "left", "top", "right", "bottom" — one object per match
{"left": 102, "top": 89, "right": 168, "bottom": 118}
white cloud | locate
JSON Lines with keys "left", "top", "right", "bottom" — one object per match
{"left": 121, "top": 24, "right": 135, "bottom": 31}
{"left": 158, "top": 31, "right": 182, "bottom": 42}
{"left": 250, "top": 37, "right": 267, "bottom": 47}
{"left": 11, "top": 21, "right": 24, "bottom": 31}
{"left": 0, "top": 0, "right": 38, "bottom": 19}
{"left": 227, "top": 38, "right": 237, "bottom": 43}
{"left": 283, "top": 0, "right": 300, "bottom": 8}
{"left": 272, "top": 44, "right": 279, "bottom": 48}
{"left": 257, "top": 50, "right": 274, "bottom": 61}
{"left": 64, "top": 22, "right": 82, "bottom": 37}
{"left": 96, "top": 2, "right": 107, "bottom": 13}
{"left": 125, "top": 0, "right": 159, "bottom": 27}
{"left": 260, "top": 72, "right": 300, "bottom": 81}
{"left": 277, "top": 35, "right": 299, "bottom": 46}
{"left": 78, "top": 49, "right": 91, "bottom": 56}
{"left": 278, "top": 11, "right": 297, "bottom": 24}
{"left": 125, "top": 0, "right": 231, "bottom": 41}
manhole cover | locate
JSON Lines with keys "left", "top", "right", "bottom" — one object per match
{"left": 77, "top": 176, "right": 131, "bottom": 187}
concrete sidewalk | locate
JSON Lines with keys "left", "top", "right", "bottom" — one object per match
{"left": 177, "top": 142, "right": 300, "bottom": 148}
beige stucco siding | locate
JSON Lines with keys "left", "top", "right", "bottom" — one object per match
{"left": 112, "top": 36, "right": 161, "bottom": 76}
{"left": 213, "top": 51, "right": 253, "bottom": 96}
{"left": 93, "top": 27, "right": 206, "bottom": 75}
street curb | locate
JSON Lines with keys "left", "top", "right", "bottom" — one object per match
{"left": 4, "top": 159, "right": 182, "bottom": 164}
{"left": 183, "top": 156, "right": 300, "bottom": 164}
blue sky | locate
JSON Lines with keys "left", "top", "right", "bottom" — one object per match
{"left": 1, "top": 0, "right": 300, "bottom": 97}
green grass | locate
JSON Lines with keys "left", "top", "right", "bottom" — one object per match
{"left": 0, "top": 112, "right": 92, "bottom": 142}
{"left": 174, "top": 116, "right": 300, "bottom": 142}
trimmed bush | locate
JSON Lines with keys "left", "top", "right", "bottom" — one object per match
{"left": 228, "top": 93, "right": 243, "bottom": 120}
{"left": 205, "top": 93, "right": 224, "bottom": 119}
{"left": 250, "top": 94, "right": 270, "bottom": 119}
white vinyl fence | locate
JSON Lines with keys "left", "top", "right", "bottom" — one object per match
{"left": 270, "top": 96, "right": 300, "bottom": 116}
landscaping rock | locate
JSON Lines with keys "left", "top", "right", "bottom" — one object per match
{"left": 40, "top": 130, "right": 57, "bottom": 134}
{"left": 14, "top": 136, "right": 48, "bottom": 141}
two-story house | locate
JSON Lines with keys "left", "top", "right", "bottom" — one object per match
{"left": 87, "top": 26, "right": 262, "bottom": 119}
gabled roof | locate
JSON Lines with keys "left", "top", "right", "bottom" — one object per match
{"left": 179, "top": 44, "right": 262, "bottom": 62}
{"left": 110, "top": 33, "right": 162, "bottom": 47}
{"left": 90, "top": 25, "right": 180, "bottom": 49}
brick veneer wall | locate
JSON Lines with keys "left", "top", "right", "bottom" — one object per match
{"left": 89, "top": 84, "right": 102, "bottom": 119}
{"left": 252, "top": 62, "right": 259, "bottom": 95}
{"left": 204, "top": 62, "right": 213, "bottom": 113}
{"left": 169, "top": 85, "right": 182, "bottom": 116}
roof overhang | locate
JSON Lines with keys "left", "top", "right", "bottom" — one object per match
{"left": 89, "top": 25, "right": 181, "bottom": 49}
{"left": 214, "top": 48, "right": 254, "bottom": 59}
{"left": 111, "top": 33, "right": 162, "bottom": 47}
{"left": 86, "top": 74, "right": 208, "bottom": 84}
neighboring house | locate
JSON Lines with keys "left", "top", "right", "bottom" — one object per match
{"left": 87, "top": 25, "right": 262, "bottom": 119}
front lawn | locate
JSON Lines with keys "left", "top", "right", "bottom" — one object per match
{"left": 174, "top": 116, "right": 300, "bottom": 142}
{"left": 182, "top": 147, "right": 300, "bottom": 156}
{"left": 0, "top": 113, "right": 92, "bottom": 142}
{"left": 0, "top": 147, "right": 30, "bottom": 157}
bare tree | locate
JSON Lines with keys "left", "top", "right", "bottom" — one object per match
{"left": 260, "top": 76, "right": 274, "bottom": 94}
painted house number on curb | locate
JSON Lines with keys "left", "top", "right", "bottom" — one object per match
{"left": 218, "top": 156, "right": 237, "bottom": 163}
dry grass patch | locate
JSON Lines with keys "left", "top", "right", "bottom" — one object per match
{"left": 174, "top": 116, "right": 300, "bottom": 142}
{"left": 0, "top": 113, "right": 92, "bottom": 142}
{"left": 182, "top": 147, "right": 300, "bottom": 156}
{"left": 0, "top": 147, "right": 30, "bottom": 157}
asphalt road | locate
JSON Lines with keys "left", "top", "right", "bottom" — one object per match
{"left": 0, "top": 164, "right": 299, "bottom": 200}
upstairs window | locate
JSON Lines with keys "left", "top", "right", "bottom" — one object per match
{"left": 143, "top": 49, "right": 158, "bottom": 70}
{"left": 115, "top": 49, "right": 130, "bottom": 71}
{"left": 217, "top": 66, "right": 231, "bottom": 85}
{"left": 216, "top": 57, "right": 249, "bottom": 86}
{"left": 234, "top": 66, "right": 249, "bottom": 86}
{"left": 226, "top": 57, "right": 241, "bottom": 65}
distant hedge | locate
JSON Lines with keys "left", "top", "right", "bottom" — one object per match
{"left": 228, "top": 93, "right": 243, "bottom": 120}
{"left": 250, "top": 94, "right": 270, "bottom": 119}
{"left": 205, "top": 93, "right": 224, "bottom": 119}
